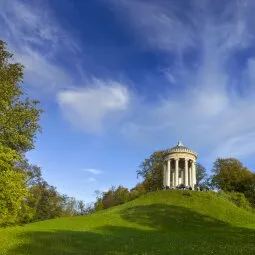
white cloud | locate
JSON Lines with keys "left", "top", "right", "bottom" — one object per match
{"left": 111, "top": 0, "right": 196, "bottom": 52}
{"left": 57, "top": 79, "right": 132, "bottom": 133}
{"left": 113, "top": 0, "right": 255, "bottom": 159}
{"left": 0, "top": 0, "right": 79, "bottom": 93}
{"left": 0, "top": 0, "right": 134, "bottom": 134}
{"left": 3, "top": 0, "right": 255, "bottom": 159}
{"left": 83, "top": 168, "right": 103, "bottom": 175}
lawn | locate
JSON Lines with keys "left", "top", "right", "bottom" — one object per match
{"left": 1, "top": 190, "right": 255, "bottom": 255}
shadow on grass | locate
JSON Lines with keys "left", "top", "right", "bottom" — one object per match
{"left": 8, "top": 204, "right": 255, "bottom": 255}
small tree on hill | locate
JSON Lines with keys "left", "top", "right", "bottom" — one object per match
{"left": 211, "top": 158, "right": 252, "bottom": 192}
{"left": 137, "top": 150, "right": 167, "bottom": 191}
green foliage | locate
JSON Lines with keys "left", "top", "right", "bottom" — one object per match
{"left": 94, "top": 184, "right": 147, "bottom": 211}
{"left": 196, "top": 162, "right": 207, "bottom": 184}
{"left": 243, "top": 174, "right": 255, "bottom": 207}
{"left": 137, "top": 150, "right": 166, "bottom": 191}
{"left": 0, "top": 142, "right": 21, "bottom": 170}
{"left": 0, "top": 143, "right": 28, "bottom": 225}
{"left": 211, "top": 158, "right": 255, "bottom": 207}
{"left": 16, "top": 158, "right": 42, "bottom": 187}
{"left": 211, "top": 158, "right": 252, "bottom": 192}
{"left": 0, "top": 40, "right": 42, "bottom": 153}
{"left": 101, "top": 185, "right": 131, "bottom": 209}
{"left": 1, "top": 191, "right": 255, "bottom": 254}
{"left": 32, "top": 183, "right": 64, "bottom": 221}
{"left": 94, "top": 199, "right": 104, "bottom": 212}
{"left": 0, "top": 170, "right": 28, "bottom": 225}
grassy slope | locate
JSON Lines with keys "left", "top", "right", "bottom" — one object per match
{"left": 1, "top": 190, "right": 255, "bottom": 255}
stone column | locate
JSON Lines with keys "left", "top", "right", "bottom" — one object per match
{"left": 189, "top": 167, "right": 192, "bottom": 187}
{"left": 163, "top": 162, "right": 166, "bottom": 187}
{"left": 181, "top": 170, "right": 184, "bottom": 185}
{"left": 172, "top": 171, "right": 175, "bottom": 187}
{"left": 184, "top": 159, "right": 188, "bottom": 187}
{"left": 175, "top": 158, "right": 179, "bottom": 187}
{"left": 167, "top": 160, "right": 171, "bottom": 187}
{"left": 192, "top": 160, "right": 196, "bottom": 189}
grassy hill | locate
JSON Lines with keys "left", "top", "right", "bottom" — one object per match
{"left": 1, "top": 190, "right": 255, "bottom": 255}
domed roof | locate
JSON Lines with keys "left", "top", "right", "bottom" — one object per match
{"left": 166, "top": 141, "right": 197, "bottom": 157}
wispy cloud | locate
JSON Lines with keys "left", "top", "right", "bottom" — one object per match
{"left": 113, "top": 0, "right": 255, "bottom": 159}
{"left": 3, "top": 0, "right": 255, "bottom": 160}
{"left": 83, "top": 168, "right": 103, "bottom": 175}
{"left": 0, "top": 0, "right": 134, "bottom": 133}
{"left": 57, "top": 79, "right": 132, "bottom": 133}
{"left": 0, "top": 0, "right": 79, "bottom": 93}
{"left": 111, "top": 0, "right": 197, "bottom": 53}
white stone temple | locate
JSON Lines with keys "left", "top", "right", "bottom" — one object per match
{"left": 163, "top": 141, "right": 197, "bottom": 189}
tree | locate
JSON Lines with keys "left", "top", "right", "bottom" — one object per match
{"left": 95, "top": 185, "right": 132, "bottom": 210}
{"left": 113, "top": 186, "right": 130, "bottom": 205}
{"left": 94, "top": 199, "right": 104, "bottom": 212}
{"left": 83, "top": 203, "right": 94, "bottom": 215}
{"left": 32, "top": 182, "right": 63, "bottom": 221}
{"left": 61, "top": 196, "right": 78, "bottom": 216}
{"left": 77, "top": 200, "right": 86, "bottom": 215}
{"left": 137, "top": 150, "right": 166, "bottom": 191}
{"left": 196, "top": 162, "right": 207, "bottom": 185}
{"left": 101, "top": 186, "right": 117, "bottom": 209}
{"left": 0, "top": 143, "right": 28, "bottom": 225}
{"left": 211, "top": 158, "right": 252, "bottom": 192}
{"left": 242, "top": 173, "right": 255, "bottom": 207}
{"left": 0, "top": 40, "right": 42, "bottom": 153}
{"left": 16, "top": 158, "right": 42, "bottom": 187}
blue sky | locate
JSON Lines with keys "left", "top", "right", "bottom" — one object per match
{"left": 1, "top": 0, "right": 255, "bottom": 202}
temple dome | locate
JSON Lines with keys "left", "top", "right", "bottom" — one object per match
{"left": 166, "top": 141, "right": 197, "bottom": 157}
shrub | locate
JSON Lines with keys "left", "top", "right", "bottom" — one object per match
{"left": 217, "top": 191, "right": 251, "bottom": 210}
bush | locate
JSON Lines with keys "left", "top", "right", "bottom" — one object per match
{"left": 217, "top": 191, "right": 251, "bottom": 211}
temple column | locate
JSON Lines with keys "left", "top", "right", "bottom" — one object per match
{"left": 172, "top": 171, "right": 175, "bottom": 187}
{"left": 163, "top": 162, "right": 166, "bottom": 187}
{"left": 184, "top": 159, "right": 188, "bottom": 187}
{"left": 175, "top": 158, "right": 179, "bottom": 187}
{"left": 167, "top": 160, "right": 171, "bottom": 187}
{"left": 189, "top": 166, "right": 192, "bottom": 187}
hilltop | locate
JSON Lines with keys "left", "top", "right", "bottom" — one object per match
{"left": 1, "top": 190, "right": 255, "bottom": 255}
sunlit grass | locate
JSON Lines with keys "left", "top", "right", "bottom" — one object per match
{"left": 0, "top": 190, "right": 255, "bottom": 254}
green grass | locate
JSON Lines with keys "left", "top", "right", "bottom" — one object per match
{"left": 1, "top": 190, "right": 255, "bottom": 255}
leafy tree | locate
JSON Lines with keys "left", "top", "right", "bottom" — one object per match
{"left": 94, "top": 199, "right": 104, "bottom": 212}
{"left": 77, "top": 200, "right": 86, "bottom": 215}
{"left": 0, "top": 40, "right": 42, "bottom": 153}
{"left": 33, "top": 182, "right": 63, "bottom": 221}
{"left": 0, "top": 169, "right": 28, "bottom": 225}
{"left": 137, "top": 150, "right": 166, "bottom": 191}
{"left": 83, "top": 203, "right": 94, "bottom": 215}
{"left": 243, "top": 173, "right": 255, "bottom": 207}
{"left": 95, "top": 185, "right": 132, "bottom": 210}
{"left": 196, "top": 162, "right": 207, "bottom": 185}
{"left": 113, "top": 186, "right": 130, "bottom": 205}
{"left": 211, "top": 158, "right": 252, "bottom": 192}
{"left": 16, "top": 158, "right": 42, "bottom": 187}
{"left": 101, "top": 186, "right": 118, "bottom": 209}
{"left": 0, "top": 143, "right": 28, "bottom": 225}
{"left": 61, "top": 196, "right": 78, "bottom": 216}
{"left": 94, "top": 190, "right": 104, "bottom": 212}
